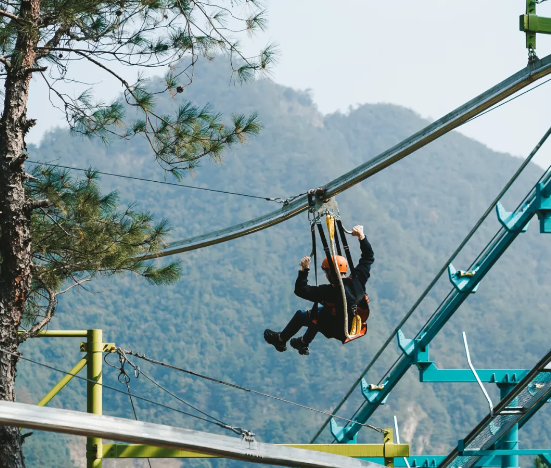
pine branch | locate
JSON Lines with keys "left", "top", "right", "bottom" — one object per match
{"left": 18, "top": 288, "right": 57, "bottom": 343}
{"left": 0, "top": 55, "right": 11, "bottom": 69}
{"left": 25, "top": 199, "right": 50, "bottom": 210}
{"left": 0, "top": 8, "right": 19, "bottom": 21}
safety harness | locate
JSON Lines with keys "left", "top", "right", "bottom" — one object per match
{"left": 307, "top": 188, "right": 370, "bottom": 344}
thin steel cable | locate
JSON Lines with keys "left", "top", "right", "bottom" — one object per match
{"left": 1, "top": 347, "right": 251, "bottom": 436}
{"left": 371, "top": 288, "right": 453, "bottom": 386}
{"left": 27, "top": 160, "right": 305, "bottom": 204}
{"left": 310, "top": 123, "right": 551, "bottom": 443}
{"left": 119, "top": 367, "right": 153, "bottom": 468}
{"left": 107, "top": 349, "right": 230, "bottom": 428}
{"left": 414, "top": 166, "right": 551, "bottom": 348}
{"left": 467, "top": 165, "right": 551, "bottom": 271}
{"left": 120, "top": 348, "right": 385, "bottom": 433}
{"left": 462, "top": 77, "right": 551, "bottom": 125}
{"left": 413, "top": 288, "right": 456, "bottom": 341}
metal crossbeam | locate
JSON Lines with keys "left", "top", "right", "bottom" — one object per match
{"left": 103, "top": 443, "right": 409, "bottom": 459}
{"left": 0, "top": 402, "right": 384, "bottom": 468}
{"left": 419, "top": 367, "right": 528, "bottom": 383}
{"left": 142, "top": 53, "right": 551, "bottom": 260}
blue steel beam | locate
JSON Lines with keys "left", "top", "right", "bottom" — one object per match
{"left": 331, "top": 176, "right": 551, "bottom": 443}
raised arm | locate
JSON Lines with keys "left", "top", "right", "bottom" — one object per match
{"left": 294, "top": 256, "right": 333, "bottom": 302}
{"left": 350, "top": 225, "right": 374, "bottom": 288}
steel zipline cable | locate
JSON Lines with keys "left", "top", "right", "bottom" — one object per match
{"left": 117, "top": 347, "right": 386, "bottom": 434}
{"left": 109, "top": 352, "right": 154, "bottom": 468}
{"left": 26, "top": 160, "right": 306, "bottom": 205}
{"left": 137, "top": 55, "right": 551, "bottom": 261}
{"left": 104, "top": 349, "right": 232, "bottom": 430}
{"left": 462, "top": 76, "right": 551, "bottom": 125}
{"left": 0, "top": 346, "right": 254, "bottom": 437}
{"left": 309, "top": 122, "right": 551, "bottom": 443}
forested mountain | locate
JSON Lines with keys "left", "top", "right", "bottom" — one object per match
{"left": 18, "top": 58, "right": 551, "bottom": 467}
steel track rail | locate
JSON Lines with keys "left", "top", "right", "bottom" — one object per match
{"left": 439, "top": 348, "right": 551, "bottom": 468}
{"left": 0, "top": 402, "right": 382, "bottom": 468}
{"left": 141, "top": 54, "right": 551, "bottom": 260}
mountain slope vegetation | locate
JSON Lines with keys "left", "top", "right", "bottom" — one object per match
{"left": 18, "top": 58, "right": 551, "bottom": 467}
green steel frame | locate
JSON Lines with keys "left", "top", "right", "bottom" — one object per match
{"left": 31, "top": 329, "right": 409, "bottom": 467}
{"left": 27, "top": 329, "right": 110, "bottom": 468}
{"left": 102, "top": 433, "right": 410, "bottom": 464}
{"left": 520, "top": 0, "right": 551, "bottom": 53}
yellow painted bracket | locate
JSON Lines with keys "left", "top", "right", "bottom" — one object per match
{"left": 383, "top": 428, "right": 398, "bottom": 468}
{"left": 103, "top": 442, "right": 410, "bottom": 459}
{"left": 80, "top": 342, "right": 116, "bottom": 353}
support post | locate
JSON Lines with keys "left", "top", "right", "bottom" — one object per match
{"left": 525, "top": 0, "right": 537, "bottom": 52}
{"left": 87, "top": 329, "right": 102, "bottom": 468}
{"left": 497, "top": 384, "right": 518, "bottom": 468}
{"left": 384, "top": 429, "right": 395, "bottom": 468}
{"left": 37, "top": 357, "right": 88, "bottom": 407}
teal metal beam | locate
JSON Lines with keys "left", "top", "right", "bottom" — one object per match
{"left": 331, "top": 174, "right": 551, "bottom": 443}
{"left": 496, "top": 384, "right": 518, "bottom": 468}
{"left": 461, "top": 450, "right": 550, "bottom": 457}
{"left": 419, "top": 366, "right": 528, "bottom": 383}
{"left": 362, "top": 457, "right": 500, "bottom": 468}
{"left": 396, "top": 338, "right": 528, "bottom": 383}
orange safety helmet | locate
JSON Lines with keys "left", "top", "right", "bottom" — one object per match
{"left": 321, "top": 255, "right": 348, "bottom": 273}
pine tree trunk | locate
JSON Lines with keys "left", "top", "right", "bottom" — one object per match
{"left": 0, "top": 0, "right": 41, "bottom": 466}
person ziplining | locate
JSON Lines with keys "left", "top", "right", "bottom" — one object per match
{"left": 264, "top": 189, "right": 374, "bottom": 356}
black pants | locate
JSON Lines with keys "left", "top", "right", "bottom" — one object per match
{"left": 280, "top": 309, "right": 320, "bottom": 344}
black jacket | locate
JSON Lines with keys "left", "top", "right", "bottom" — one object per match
{"left": 294, "top": 236, "right": 375, "bottom": 342}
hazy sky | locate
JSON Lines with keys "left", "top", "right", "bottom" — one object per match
{"left": 26, "top": 0, "right": 551, "bottom": 169}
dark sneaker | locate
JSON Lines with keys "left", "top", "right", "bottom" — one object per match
{"left": 264, "top": 329, "right": 287, "bottom": 352}
{"left": 290, "top": 337, "right": 310, "bottom": 356}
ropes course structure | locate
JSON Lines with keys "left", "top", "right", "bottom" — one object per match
{"left": 10, "top": 4, "right": 551, "bottom": 468}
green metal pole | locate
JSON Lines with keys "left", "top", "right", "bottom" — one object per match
{"left": 37, "top": 356, "right": 88, "bottom": 407}
{"left": 498, "top": 384, "right": 519, "bottom": 468}
{"left": 19, "top": 330, "right": 89, "bottom": 338}
{"left": 87, "top": 330, "right": 102, "bottom": 468}
{"left": 527, "top": 0, "right": 537, "bottom": 51}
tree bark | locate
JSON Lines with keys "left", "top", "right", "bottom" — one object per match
{"left": 0, "top": 0, "right": 41, "bottom": 466}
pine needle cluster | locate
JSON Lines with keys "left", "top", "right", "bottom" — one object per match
{"left": 16, "top": 166, "right": 181, "bottom": 341}
{"left": 0, "top": 0, "right": 275, "bottom": 176}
